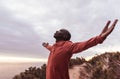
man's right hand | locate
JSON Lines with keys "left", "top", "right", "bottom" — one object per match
{"left": 42, "top": 42, "right": 49, "bottom": 47}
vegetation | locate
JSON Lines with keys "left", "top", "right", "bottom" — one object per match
{"left": 13, "top": 52, "right": 120, "bottom": 79}
{"left": 69, "top": 57, "right": 86, "bottom": 68}
{"left": 13, "top": 64, "right": 46, "bottom": 79}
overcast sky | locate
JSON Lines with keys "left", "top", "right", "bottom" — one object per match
{"left": 0, "top": 0, "right": 120, "bottom": 59}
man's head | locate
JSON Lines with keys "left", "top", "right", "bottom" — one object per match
{"left": 54, "top": 29, "right": 71, "bottom": 41}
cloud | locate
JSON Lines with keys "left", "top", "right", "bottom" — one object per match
{"left": 0, "top": 0, "right": 120, "bottom": 58}
{"left": 0, "top": 7, "right": 46, "bottom": 58}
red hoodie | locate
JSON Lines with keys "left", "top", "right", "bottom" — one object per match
{"left": 45, "top": 35, "right": 104, "bottom": 79}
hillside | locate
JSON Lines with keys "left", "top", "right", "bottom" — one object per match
{"left": 69, "top": 52, "right": 120, "bottom": 79}
{"left": 13, "top": 52, "right": 120, "bottom": 79}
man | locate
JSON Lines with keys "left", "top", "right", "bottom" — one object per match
{"left": 42, "top": 19, "right": 118, "bottom": 79}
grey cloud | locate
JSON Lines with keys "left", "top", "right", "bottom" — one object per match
{"left": 0, "top": 0, "right": 120, "bottom": 58}
{"left": 0, "top": 8, "right": 47, "bottom": 58}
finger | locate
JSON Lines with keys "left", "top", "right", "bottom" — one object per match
{"left": 42, "top": 43, "right": 45, "bottom": 46}
{"left": 105, "top": 19, "right": 118, "bottom": 36}
{"left": 111, "top": 19, "right": 118, "bottom": 27}
{"left": 102, "top": 20, "right": 111, "bottom": 33}
{"left": 42, "top": 42, "right": 46, "bottom": 46}
{"left": 109, "top": 19, "right": 118, "bottom": 30}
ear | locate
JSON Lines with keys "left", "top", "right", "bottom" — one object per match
{"left": 63, "top": 34, "right": 68, "bottom": 40}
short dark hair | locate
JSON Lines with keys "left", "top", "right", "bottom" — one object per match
{"left": 60, "top": 29, "right": 71, "bottom": 41}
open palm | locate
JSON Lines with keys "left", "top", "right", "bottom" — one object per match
{"left": 100, "top": 19, "right": 118, "bottom": 39}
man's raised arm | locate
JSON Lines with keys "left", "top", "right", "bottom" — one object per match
{"left": 70, "top": 19, "right": 118, "bottom": 54}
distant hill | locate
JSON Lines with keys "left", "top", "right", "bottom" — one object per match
{"left": 13, "top": 52, "right": 120, "bottom": 79}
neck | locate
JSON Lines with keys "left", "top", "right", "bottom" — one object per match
{"left": 56, "top": 39, "right": 64, "bottom": 43}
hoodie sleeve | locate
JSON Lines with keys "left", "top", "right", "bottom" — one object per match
{"left": 44, "top": 45, "right": 52, "bottom": 51}
{"left": 70, "top": 35, "right": 105, "bottom": 54}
